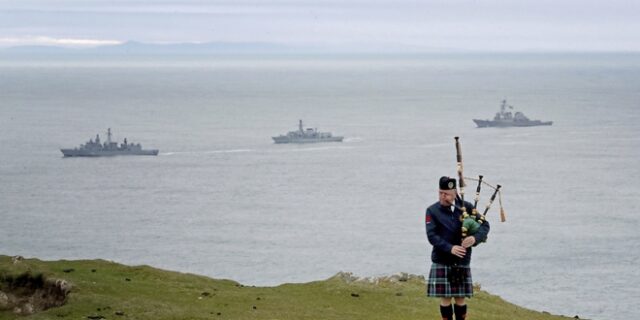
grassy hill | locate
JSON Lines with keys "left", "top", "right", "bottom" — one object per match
{"left": 0, "top": 255, "right": 576, "bottom": 319}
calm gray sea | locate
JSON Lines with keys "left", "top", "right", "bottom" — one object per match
{"left": 1, "top": 53, "right": 639, "bottom": 319}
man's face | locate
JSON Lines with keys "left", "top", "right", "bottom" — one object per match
{"left": 439, "top": 189, "right": 457, "bottom": 207}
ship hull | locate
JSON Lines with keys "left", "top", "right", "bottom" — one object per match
{"left": 61, "top": 149, "right": 159, "bottom": 157}
{"left": 272, "top": 136, "right": 344, "bottom": 144}
{"left": 473, "top": 119, "right": 553, "bottom": 128}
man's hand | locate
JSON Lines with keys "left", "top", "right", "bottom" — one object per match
{"left": 461, "top": 236, "right": 476, "bottom": 248}
{"left": 451, "top": 245, "right": 466, "bottom": 258}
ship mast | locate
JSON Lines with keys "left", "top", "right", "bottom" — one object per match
{"left": 107, "top": 128, "right": 112, "bottom": 144}
{"left": 299, "top": 120, "right": 303, "bottom": 133}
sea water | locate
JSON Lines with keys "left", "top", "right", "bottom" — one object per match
{"left": 1, "top": 53, "right": 639, "bottom": 319}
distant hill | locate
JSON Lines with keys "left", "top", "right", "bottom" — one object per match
{"left": 1, "top": 45, "right": 77, "bottom": 54}
{"left": 0, "top": 41, "right": 472, "bottom": 56}
{"left": 0, "top": 41, "right": 298, "bottom": 55}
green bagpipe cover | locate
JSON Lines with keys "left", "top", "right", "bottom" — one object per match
{"left": 462, "top": 216, "right": 481, "bottom": 235}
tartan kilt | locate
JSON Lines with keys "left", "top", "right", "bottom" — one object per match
{"left": 426, "top": 263, "right": 473, "bottom": 297}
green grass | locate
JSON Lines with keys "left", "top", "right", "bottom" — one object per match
{"left": 0, "top": 255, "right": 575, "bottom": 319}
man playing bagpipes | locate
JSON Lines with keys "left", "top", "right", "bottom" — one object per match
{"left": 425, "top": 176, "right": 489, "bottom": 320}
{"left": 425, "top": 137, "right": 505, "bottom": 320}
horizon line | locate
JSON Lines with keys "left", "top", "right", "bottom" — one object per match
{"left": 1, "top": 42, "right": 639, "bottom": 55}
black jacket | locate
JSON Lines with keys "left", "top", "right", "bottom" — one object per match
{"left": 425, "top": 200, "right": 490, "bottom": 266}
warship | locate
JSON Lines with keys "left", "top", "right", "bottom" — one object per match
{"left": 60, "top": 128, "right": 159, "bottom": 157}
{"left": 272, "top": 120, "right": 343, "bottom": 144}
{"left": 473, "top": 100, "right": 553, "bottom": 128}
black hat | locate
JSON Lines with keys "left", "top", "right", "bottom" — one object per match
{"left": 439, "top": 176, "right": 457, "bottom": 190}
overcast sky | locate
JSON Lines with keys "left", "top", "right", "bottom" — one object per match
{"left": 1, "top": 0, "right": 639, "bottom": 52}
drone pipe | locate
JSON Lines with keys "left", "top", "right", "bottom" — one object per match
{"left": 482, "top": 184, "right": 502, "bottom": 216}
{"left": 454, "top": 137, "right": 468, "bottom": 220}
{"left": 473, "top": 175, "right": 483, "bottom": 209}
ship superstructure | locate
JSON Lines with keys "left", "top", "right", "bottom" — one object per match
{"left": 272, "top": 120, "right": 343, "bottom": 144}
{"left": 473, "top": 100, "right": 553, "bottom": 128}
{"left": 61, "top": 128, "right": 159, "bottom": 157}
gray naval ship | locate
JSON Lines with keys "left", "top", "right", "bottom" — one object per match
{"left": 272, "top": 120, "right": 343, "bottom": 144}
{"left": 60, "top": 128, "right": 159, "bottom": 157}
{"left": 473, "top": 100, "right": 553, "bottom": 128}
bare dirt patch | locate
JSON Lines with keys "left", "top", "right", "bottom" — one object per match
{"left": 0, "top": 272, "right": 71, "bottom": 315}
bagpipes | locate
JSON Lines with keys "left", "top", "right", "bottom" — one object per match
{"left": 454, "top": 136, "right": 506, "bottom": 238}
